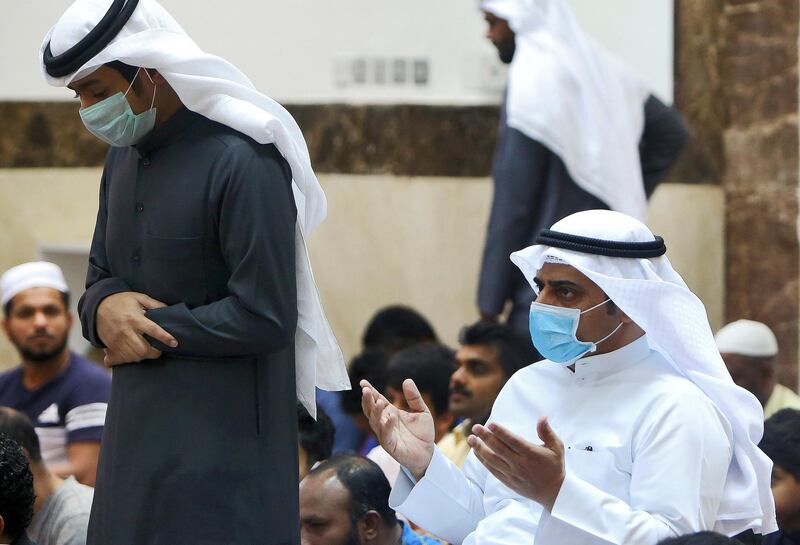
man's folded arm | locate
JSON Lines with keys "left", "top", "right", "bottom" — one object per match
{"left": 145, "top": 144, "right": 297, "bottom": 358}
{"left": 78, "top": 162, "right": 132, "bottom": 348}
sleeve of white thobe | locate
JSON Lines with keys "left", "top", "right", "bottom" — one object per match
{"left": 534, "top": 394, "right": 733, "bottom": 544}
{"left": 389, "top": 446, "right": 487, "bottom": 544}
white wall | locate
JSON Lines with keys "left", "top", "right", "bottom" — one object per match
{"left": 1, "top": 0, "right": 673, "bottom": 104}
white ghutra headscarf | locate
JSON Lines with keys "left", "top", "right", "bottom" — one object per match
{"left": 511, "top": 210, "right": 777, "bottom": 536}
{"left": 480, "top": 0, "right": 651, "bottom": 219}
{"left": 40, "top": 0, "right": 349, "bottom": 415}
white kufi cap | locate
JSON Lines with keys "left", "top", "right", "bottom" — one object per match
{"left": 715, "top": 320, "right": 778, "bottom": 358}
{"left": 0, "top": 262, "right": 69, "bottom": 307}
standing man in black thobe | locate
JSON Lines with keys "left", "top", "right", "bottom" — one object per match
{"left": 477, "top": 0, "right": 689, "bottom": 331}
{"left": 38, "top": 1, "right": 349, "bottom": 544}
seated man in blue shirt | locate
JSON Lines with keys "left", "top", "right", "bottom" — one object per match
{"left": 299, "top": 454, "right": 443, "bottom": 545}
{"left": 0, "top": 262, "right": 111, "bottom": 486}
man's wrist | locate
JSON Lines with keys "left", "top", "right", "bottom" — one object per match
{"left": 408, "top": 447, "right": 435, "bottom": 481}
{"left": 542, "top": 471, "right": 566, "bottom": 512}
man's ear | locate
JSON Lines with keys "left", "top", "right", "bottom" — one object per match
{"left": 357, "top": 511, "right": 382, "bottom": 542}
{"left": 1, "top": 317, "right": 11, "bottom": 341}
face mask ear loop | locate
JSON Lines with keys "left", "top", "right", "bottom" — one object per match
{"left": 124, "top": 67, "right": 141, "bottom": 96}
{"left": 142, "top": 69, "right": 157, "bottom": 109}
{"left": 580, "top": 297, "right": 612, "bottom": 316}
{"left": 594, "top": 321, "right": 624, "bottom": 347}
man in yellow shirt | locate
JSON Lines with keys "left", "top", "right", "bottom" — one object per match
{"left": 715, "top": 319, "right": 800, "bottom": 419}
{"left": 437, "top": 321, "right": 533, "bottom": 466}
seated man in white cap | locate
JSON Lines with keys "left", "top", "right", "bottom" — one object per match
{"left": 38, "top": 1, "right": 348, "bottom": 544}
{"left": 361, "top": 210, "right": 776, "bottom": 545}
{"left": 0, "top": 262, "right": 110, "bottom": 487}
{"left": 715, "top": 319, "right": 800, "bottom": 419}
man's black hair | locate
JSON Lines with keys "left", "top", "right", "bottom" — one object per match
{"left": 309, "top": 454, "right": 397, "bottom": 527}
{"left": 341, "top": 349, "right": 390, "bottom": 415}
{"left": 0, "top": 409, "right": 41, "bottom": 463}
{"left": 104, "top": 60, "right": 140, "bottom": 83}
{"left": 657, "top": 532, "right": 744, "bottom": 545}
{"left": 385, "top": 344, "right": 455, "bottom": 415}
{"left": 760, "top": 408, "right": 800, "bottom": 481}
{"left": 4, "top": 291, "right": 70, "bottom": 317}
{"left": 459, "top": 320, "right": 537, "bottom": 378}
{"left": 0, "top": 432, "right": 35, "bottom": 540}
{"left": 297, "top": 403, "right": 334, "bottom": 469}
{"left": 362, "top": 305, "right": 438, "bottom": 353}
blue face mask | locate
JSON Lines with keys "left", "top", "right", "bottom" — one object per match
{"left": 79, "top": 68, "right": 157, "bottom": 147}
{"left": 528, "top": 299, "right": 623, "bottom": 365}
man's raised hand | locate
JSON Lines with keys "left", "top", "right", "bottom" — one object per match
{"left": 361, "top": 378, "right": 435, "bottom": 481}
{"left": 97, "top": 292, "right": 177, "bottom": 367}
{"left": 468, "top": 417, "right": 566, "bottom": 512}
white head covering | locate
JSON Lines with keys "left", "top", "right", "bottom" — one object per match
{"left": 480, "top": 0, "right": 650, "bottom": 219}
{"left": 715, "top": 320, "right": 779, "bottom": 358}
{"left": 1, "top": 262, "right": 69, "bottom": 307}
{"left": 39, "top": 0, "right": 349, "bottom": 414}
{"left": 510, "top": 210, "right": 777, "bottom": 535}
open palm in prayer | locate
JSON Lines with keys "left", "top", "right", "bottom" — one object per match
{"left": 468, "top": 417, "right": 566, "bottom": 512}
{"left": 360, "top": 378, "right": 435, "bottom": 480}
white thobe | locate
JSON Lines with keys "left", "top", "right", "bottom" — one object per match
{"left": 389, "top": 336, "right": 733, "bottom": 544}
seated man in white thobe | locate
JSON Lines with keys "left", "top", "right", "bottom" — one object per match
{"left": 361, "top": 210, "right": 776, "bottom": 545}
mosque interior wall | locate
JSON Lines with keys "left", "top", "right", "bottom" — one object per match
{"left": 0, "top": 167, "right": 724, "bottom": 372}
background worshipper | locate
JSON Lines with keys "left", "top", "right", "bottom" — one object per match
{"left": 0, "top": 432, "right": 37, "bottom": 545}
{"left": 299, "top": 454, "right": 443, "bottom": 545}
{"left": 0, "top": 408, "right": 91, "bottom": 545}
{"left": 476, "top": 0, "right": 688, "bottom": 333}
{"left": 0, "top": 262, "right": 110, "bottom": 487}
{"left": 439, "top": 321, "right": 533, "bottom": 467}
{"left": 361, "top": 210, "right": 775, "bottom": 544}
{"left": 759, "top": 409, "right": 800, "bottom": 545}
{"left": 715, "top": 320, "right": 800, "bottom": 419}
{"left": 341, "top": 349, "right": 391, "bottom": 456}
{"left": 362, "top": 306, "right": 439, "bottom": 354}
{"left": 657, "top": 532, "right": 746, "bottom": 545}
{"left": 368, "top": 344, "right": 456, "bottom": 485}
{"left": 298, "top": 403, "right": 335, "bottom": 481}
{"left": 319, "top": 305, "right": 439, "bottom": 455}
{"left": 39, "top": 1, "right": 349, "bottom": 543}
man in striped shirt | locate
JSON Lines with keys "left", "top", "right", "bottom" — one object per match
{"left": 0, "top": 262, "right": 111, "bottom": 486}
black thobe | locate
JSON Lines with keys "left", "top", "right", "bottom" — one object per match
{"left": 478, "top": 94, "right": 688, "bottom": 331}
{"left": 78, "top": 107, "right": 299, "bottom": 545}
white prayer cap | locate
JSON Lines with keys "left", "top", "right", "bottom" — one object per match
{"left": 511, "top": 209, "right": 777, "bottom": 535}
{"left": 715, "top": 320, "right": 778, "bottom": 358}
{"left": 1, "top": 262, "right": 69, "bottom": 307}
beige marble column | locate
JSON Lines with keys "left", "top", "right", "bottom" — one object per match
{"left": 675, "top": 0, "right": 800, "bottom": 388}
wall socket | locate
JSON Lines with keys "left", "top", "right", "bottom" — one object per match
{"left": 335, "top": 55, "right": 430, "bottom": 88}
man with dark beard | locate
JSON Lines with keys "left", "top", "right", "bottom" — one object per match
{"left": 0, "top": 262, "right": 110, "bottom": 487}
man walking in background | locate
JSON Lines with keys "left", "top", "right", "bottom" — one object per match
{"left": 477, "top": 0, "right": 688, "bottom": 331}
